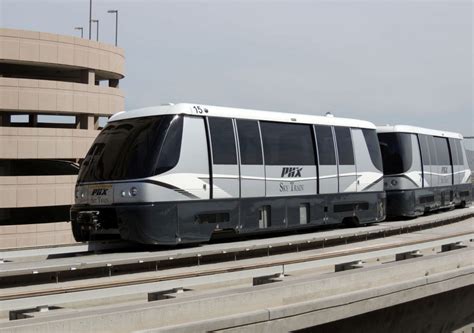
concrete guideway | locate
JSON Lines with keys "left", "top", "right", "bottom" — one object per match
{"left": 0, "top": 245, "right": 472, "bottom": 332}
{"left": 0, "top": 217, "right": 472, "bottom": 332}
{"left": 1, "top": 207, "right": 472, "bottom": 280}
{"left": 0, "top": 219, "right": 472, "bottom": 309}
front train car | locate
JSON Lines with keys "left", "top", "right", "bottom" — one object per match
{"left": 71, "top": 103, "right": 386, "bottom": 245}
{"left": 377, "top": 125, "right": 472, "bottom": 217}
{"left": 71, "top": 106, "right": 191, "bottom": 244}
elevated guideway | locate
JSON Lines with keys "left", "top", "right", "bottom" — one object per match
{"left": 0, "top": 208, "right": 472, "bottom": 332}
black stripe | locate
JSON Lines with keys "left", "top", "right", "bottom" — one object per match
{"left": 204, "top": 117, "right": 213, "bottom": 199}
{"left": 142, "top": 180, "right": 199, "bottom": 199}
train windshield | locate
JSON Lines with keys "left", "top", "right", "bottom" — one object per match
{"left": 378, "top": 132, "right": 413, "bottom": 175}
{"left": 78, "top": 115, "right": 183, "bottom": 182}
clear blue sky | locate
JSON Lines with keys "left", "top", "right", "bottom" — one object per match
{"left": 1, "top": 0, "right": 473, "bottom": 145}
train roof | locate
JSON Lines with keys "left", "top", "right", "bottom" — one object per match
{"left": 109, "top": 103, "right": 376, "bottom": 129}
{"left": 376, "top": 125, "right": 463, "bottom": 139}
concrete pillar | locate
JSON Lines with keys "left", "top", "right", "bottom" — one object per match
{"left": 76, "top": 114, "right": 97, "bottom": 130}
{"left": 109, "top": 79, "right": 119, "bottom": 88}
{"left": 80, "top": 69, "right": 96, "bottom": 86}
{"left": 28, "top": 114, "right": 38, "bottom": 127}
{"left": 93, "top": 116, "right": 100, "bottom": 130}
{"left": 0, "top": 113, "right": 10, "bottom": 126}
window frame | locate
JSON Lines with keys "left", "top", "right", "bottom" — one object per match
{"left": 208, "top": 117, "right": 238, "bottom": 165}
{"left": 334, "top": 126, "right": 355, "bottom": 166}
{"left": 314, "top": 125, "right": 337, "bottom": 166}
{"left": 260, "top": 121, "right": 316, "bottom": 166}
{"left": 236, "top": 119, "right": 264, "bottom": 165}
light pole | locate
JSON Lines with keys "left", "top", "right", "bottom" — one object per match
{"left": 89, "top": 0, "right": 92, "bottom": 39}
{"left": 74, "top": 27, "right": 84, "bottom": 38}
{"left": 107, "top": 10, "right": 118, "bottom": 46}
{"left": 91, "top": 19, "right": 99, "bottom": 41}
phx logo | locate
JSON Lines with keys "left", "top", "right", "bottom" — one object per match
{"left": 281, "top": 167, "right": 303, "bottom": 178}
{"left": 91, "top": 189, "right": 109, "bottom": 196}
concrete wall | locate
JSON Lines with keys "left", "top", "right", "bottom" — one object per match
{"left": 0, "top": 28, "right": 125, "bottom": 250}
{"left": 0, "top": 78, "right": 124, "bottom": 115}
{"left": 0, "top": 29, "right": 124, "bottom": 77}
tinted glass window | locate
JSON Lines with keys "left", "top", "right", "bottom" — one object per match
{"left": 208, "top": 117, "right": 237, "bottom": 165}
{"left": 448, "top": 138, "right": 459, "bottom": 165}
{"left": 378, "top": 132, "right": 413, "bottom": 175}
{"left": 78, "top": 115, "right": 183, "bottom": 182}
{"left": 419, "top": 135, "right": 431, "bottom": 165}
{"left": 455, "top": 140, "right": 464, "bottom": 165}
{"left": 428, "top": 135, "right": 438, "bottom": 165}
{"left": 0, "top": 159, "right": 79, "bottom": 176}
{"left": 155, "top": 116, "right": 184, "bottom": 174}
{"left": 260, "top": 122, "right": 315, "bottom": 165}
{"left": 236, "top": 119, "right": 263, "bottom": 165}
{"left": 315, "top": 125, "right": 336, "bottom": 165}
{"left": 335, "top": 127, "right": 354, "bottom": 165}
{"left": 434, "top": 137, "right": 450, "bottom": 165}
{"left": 362, "top": 129, "right": 383, "bottom": 171}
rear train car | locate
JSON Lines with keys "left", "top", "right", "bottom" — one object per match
{"left": 377, "top": 125, "right": 472, "bottom": 217}
{"left": 71, "top": 103, "right": 386, "bottom": 245}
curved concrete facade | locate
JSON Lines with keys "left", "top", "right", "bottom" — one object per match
{"left": 0, "top": 28, "right": 125, "bottom": 249}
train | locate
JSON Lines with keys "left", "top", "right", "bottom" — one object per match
{"left": 70, "top": 103, "right": 472, "bottom": 245}
{"left": 377, "top": 125, "right": 472, "bottom": 217}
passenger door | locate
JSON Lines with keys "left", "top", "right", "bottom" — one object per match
{"left": 419, "top": 135, "right": 433, "bottom": 187}
{"left": 434, "top": 137, "right": 453, "bottom": 187}
{"left": 314, "top": 125, "right": 338, "bottom": 194}
{"left": 449, "top": 138, "right": 460, "bottom": 185}
{"left": 427, "top": 135, "right": 439, "bottom": 187}
{"left": 208, "top": 117, "right": 240, "bottom": 199}
{"left": 260, "top": 122, "right": 317, "bottom": 198}
{"left": 236, "top": 119, "right": 265, "bottom": 197}
{"left": 334, "top": 127, "right": 357, "bottom": 193}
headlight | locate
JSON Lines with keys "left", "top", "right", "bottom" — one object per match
{"left": 121, "top": 190, "right": 127, "bottom": 197}
{"left": 390, "top": 179, "right": 398, "bottom": 186}
{"left": 130, "top": 187, "right": 138, "bottom": 197}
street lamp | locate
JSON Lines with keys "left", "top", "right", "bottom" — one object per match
{"left": 74, "top": 27, "right": 84, "bottom": 38}
{"left": 91, "top": 19, "right": 99, "bottom": 41}
{"left": 107, "top": 10, "right": 118, "bottom": 46}
{"left": 89, "top": 0, "right": 93, "bottom": 39}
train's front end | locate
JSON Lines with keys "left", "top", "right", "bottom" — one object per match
{"left": 71, "top": 110, "right": 184, "bottom": 244}
{"left": 377, "top": 129, "right": 422, "bottom": 217}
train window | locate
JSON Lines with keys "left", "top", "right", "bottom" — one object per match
{"left": 377, "top": 132, "right": 413, "bottom": 175}
{"left": 362, "top": 129, "right": 383, "bottom": 171}
{"left": 260, "top": 122, "right": 315, "bottom": 165}
{"left": 78, "top": 115, "right": 183, "bottom": 182}
{"left": 208, "top": 117, "right": 237, "bottom": 165}
{"left": 427, "top": 135, "right": 438, "bottom": 166}
{"left": 236, "top": 119, "right": 263, "bottom": 165}
{"left": 434, "top": 137, "right": 450, "bottom": 165}
{"left": 154, "top": 115, "right": 184, "bottom": 174}
{"left": 448, "top": 138, "right": 459, "bottom": 165}
{"left": 315, "top": 125, "right": 336, "bottom": 165}
{"left": 455, "top": 140, "right": 464, "bottom": 165}
{"left": 335, "top": 127, "right": 354, "bottom": 165}
{"left": 418, "top": 135, "right": 431, "bottom": 165}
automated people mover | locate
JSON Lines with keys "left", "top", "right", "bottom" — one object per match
{"left": 377, "top": 125, "right": 472, "bottom": 217}
{"left": 71, "top": 103, "right": 386, "bottom": 244}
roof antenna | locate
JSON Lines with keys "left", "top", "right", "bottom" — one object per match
{"left": 325, "top": 112, "right": 334, "bottom": 118}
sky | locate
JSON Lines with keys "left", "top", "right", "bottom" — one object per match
{"left": 0, "top": 0, "right": 473, "bottom": 145}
